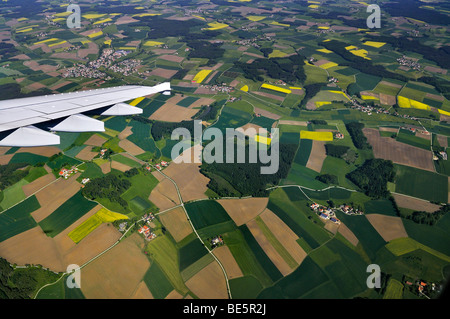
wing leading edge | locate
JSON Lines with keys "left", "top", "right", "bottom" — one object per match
{"left": 0, "top": 82, "right": 171, "bottom": 147}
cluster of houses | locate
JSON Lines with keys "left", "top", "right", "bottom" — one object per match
{"left": 309, "top": 203, "right": 341, "bottom": 224}
{"left": 137, "top": 212, "right": 157, "bottom": 240}
{"left": 397, "top": 55, "right": 421, "bottom": 71}
{"left": 118, "top": 222, "right": 127, "bottom": 232}
{"left": 58, "top": 167, "right": 79, "bottom": 179}
{"left": 210, "top": 235, "right": 224, "bottom": 249}
{"left": 99, "top": 149, "right": 108, "bottom": 159}
{"left": 310, "top": 202, "right": 364, "bottom": 223}
{"left": 142, "top": 212, "right": 155, "bottom": 223}
{"left": 339, "top": 204, "right": 364, "bottom": 215}
{"left": 334, "top": 132, "right": 344, "bottom": 139}
{"left": 153, "top": 161, "right": 168, "bottom": 171}
{"left": 138, "top": 225, "right": 156, "bottom": 241}
{"left": 405, "top": 279, "right": 439, "bottom": 298}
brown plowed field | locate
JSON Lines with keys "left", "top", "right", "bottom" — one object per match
{"left": 75, "top": 146, "right": 98, "bottom": 161}
{"left": 392, "top": 193, "right": 441, "bottom": 213}
{"left": 31, "top": 174, "right": 81, "bottom": 223}
{"left": 337, "top": 223, "right": 359, "bottom": 246}
{"left": 247, "top": 219, "right": 292, "bottom": 276}
{"left": 363, "top": 128, "right": 434, "bottom": 171}
{"left": 158, "top": 207, "right": 192, "bottom": 243}
{"left": 217, "top": 197, "right": 268, "bottom": 226}
{"left": 149, "top": 178, "right": 181, "bottom": 211}
{"left": 22, "top": 173, "right": 56, "bottom": 197}
{"left": 212, "top": 245, "right": 243, "bottom": 280}
{"left": 131, "top": 281, "right": 154, "bottom": 299}
{"left": 84, "top": 134, "right": 107, "bottom": 147}
{"left": 259, "top": 209, "right": 307, "bottom": 265}
{"left": 80, "top": 233, "right": 150, "bottom": 299}
{"left": 366, "top": 214, "right": 408, "bottom": 242}
{"left": 306, "top": 140, "right": 326, "bottom": 173}
{"left": 185, "top": 261, "right": 228, "bottom": 299}
{"left": 162, "top": 145, "right": 209, "bottom": 202}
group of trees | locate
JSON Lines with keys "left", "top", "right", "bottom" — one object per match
{"left": 345, "top": 122, "right": 372, "bottom": 150}
{"left": 398, "top": 204, "right": 449, "bottom": 226}
{"left": 0, "top": 163, "right": 29, "bottom": 191}
{"left": 81, "top": 173, "right": 132, "bottom": 208}
{"left": 193, "top": 100, "right": 225, "bottom": 123}
{"left": 200, "top": 141, "right": 298, "bottom": 197}
{"left": 234, "top": 54, "right": 306, "bottom": 84}
{"left": 346, "top": 159, "right": 395, "bottom": 198}
{"left": 299, "top": 83, "right": 326, "bottom": 108}
{"left": 315, "top": 173, "right": 338, "bottom": 185}
{"left": 0, "top": 258, "right": 47, "bottom": 299}
{"left": 324, "top": 144, "right": 350, "bottom": 158}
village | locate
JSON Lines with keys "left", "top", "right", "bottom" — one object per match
{"left": 137, "top": 212, "right": 157, "bottom": 241}
{"left": 309, "top": 201, "right": 365, "bottom": 224}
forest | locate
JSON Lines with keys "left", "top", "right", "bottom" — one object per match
{"left": 345, "top": 122, "right": 372, "bottom": 150}
{"left": 325, "top": 144, "right": 350, "bottom": 158}
{"left": 234, "top": 54, "right": 306, "bottom": 84}
{"left": 0, "top": 163, "right": 29, "bottom": 191}
{"left": 346, "top": 159, "right": 395, "bottom": 198}
{"left": 200, "top": 140, "right": 298, "bottom": 197}
{"left": 81, "top": 173, "right": 131, "bottom": 208}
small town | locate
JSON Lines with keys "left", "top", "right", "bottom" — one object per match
{"left": 309, "top": 201, "right": 365, "bottom": 224}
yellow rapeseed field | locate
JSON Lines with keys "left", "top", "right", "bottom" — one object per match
{"left": 88, "top": 31, "right": 103, "bottom": 38}
{"left": 68, "top": 208, "right": 128, "bottom": 243}
{"left": 362, "top": 41, "right": 386, "bottom": 48}
{"left": 254, "top": 135, "right": 272, "bottom": 145}
{"left": 319, "top": 62, "right": 339, "bottom": 69}
{"left": 261, "top": 83, "right": 291, "bottom": 94}
{"left": 193, "top": 70, "right": 213, "bottom": 83}
{"left": 300, "top": 131, "right": 333, "bottom": 141}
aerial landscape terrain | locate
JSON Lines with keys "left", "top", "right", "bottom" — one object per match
{"left": 0, "top": 0, "right": 449, "bottom": 301}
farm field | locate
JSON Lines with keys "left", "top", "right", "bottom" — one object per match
{"left": 393, "top": 164, "right": 448, "bottom": 203}
{"left": 363, "top": 128, "right": 435, "bottom": 172}
{"left": 38, "top": 192, "right": 98, "bottom": 238}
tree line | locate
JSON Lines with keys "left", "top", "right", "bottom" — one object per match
{"left": 345, "top": 122, "right": 372, "bottom": 150}
{"left": 81, "top": 173, "right": 132, "bottom": 208}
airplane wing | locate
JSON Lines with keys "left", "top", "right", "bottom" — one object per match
{"left": 0, "top": 82, "right": 171, "bottom": 147}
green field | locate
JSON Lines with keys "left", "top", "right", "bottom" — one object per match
{"left": 184, "top": 200, "right": 233, "bottom": 230}
{"left": 38, "top": 192, "right": 98, "bottom": 237}
{"left": 383, "top": 279, "right": 404, "bottom": 299}
{"left": 334, "top": 211, "right": 386, "bottom": 261}
{"left": 178, "top": 237, "right": 209, "bottom": 271}
{"left": 120, "top": 171, "right": 159, "bottom": 215}
{"left": 143, "top": 261, "right": 174, "bottom": 299}
{"left": 146, "top": 234, "right": 189, "bottom": 295}
{"left": 0, "top": 195, "right": 40, "bottom": 242}
{"left": 9, "top": 153, "right": 48, "bottom": 165}
{"left": 0, "top": 179, "right": 29, "bottom": 211}
{"left": 267, "top": 188, "right": 332, "bottom": 250}
{"left": 396, "top": 129, "right": 430, "bottom": 150}
{"left": 394, "top": 164, "right": 448, "bottom": 203}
